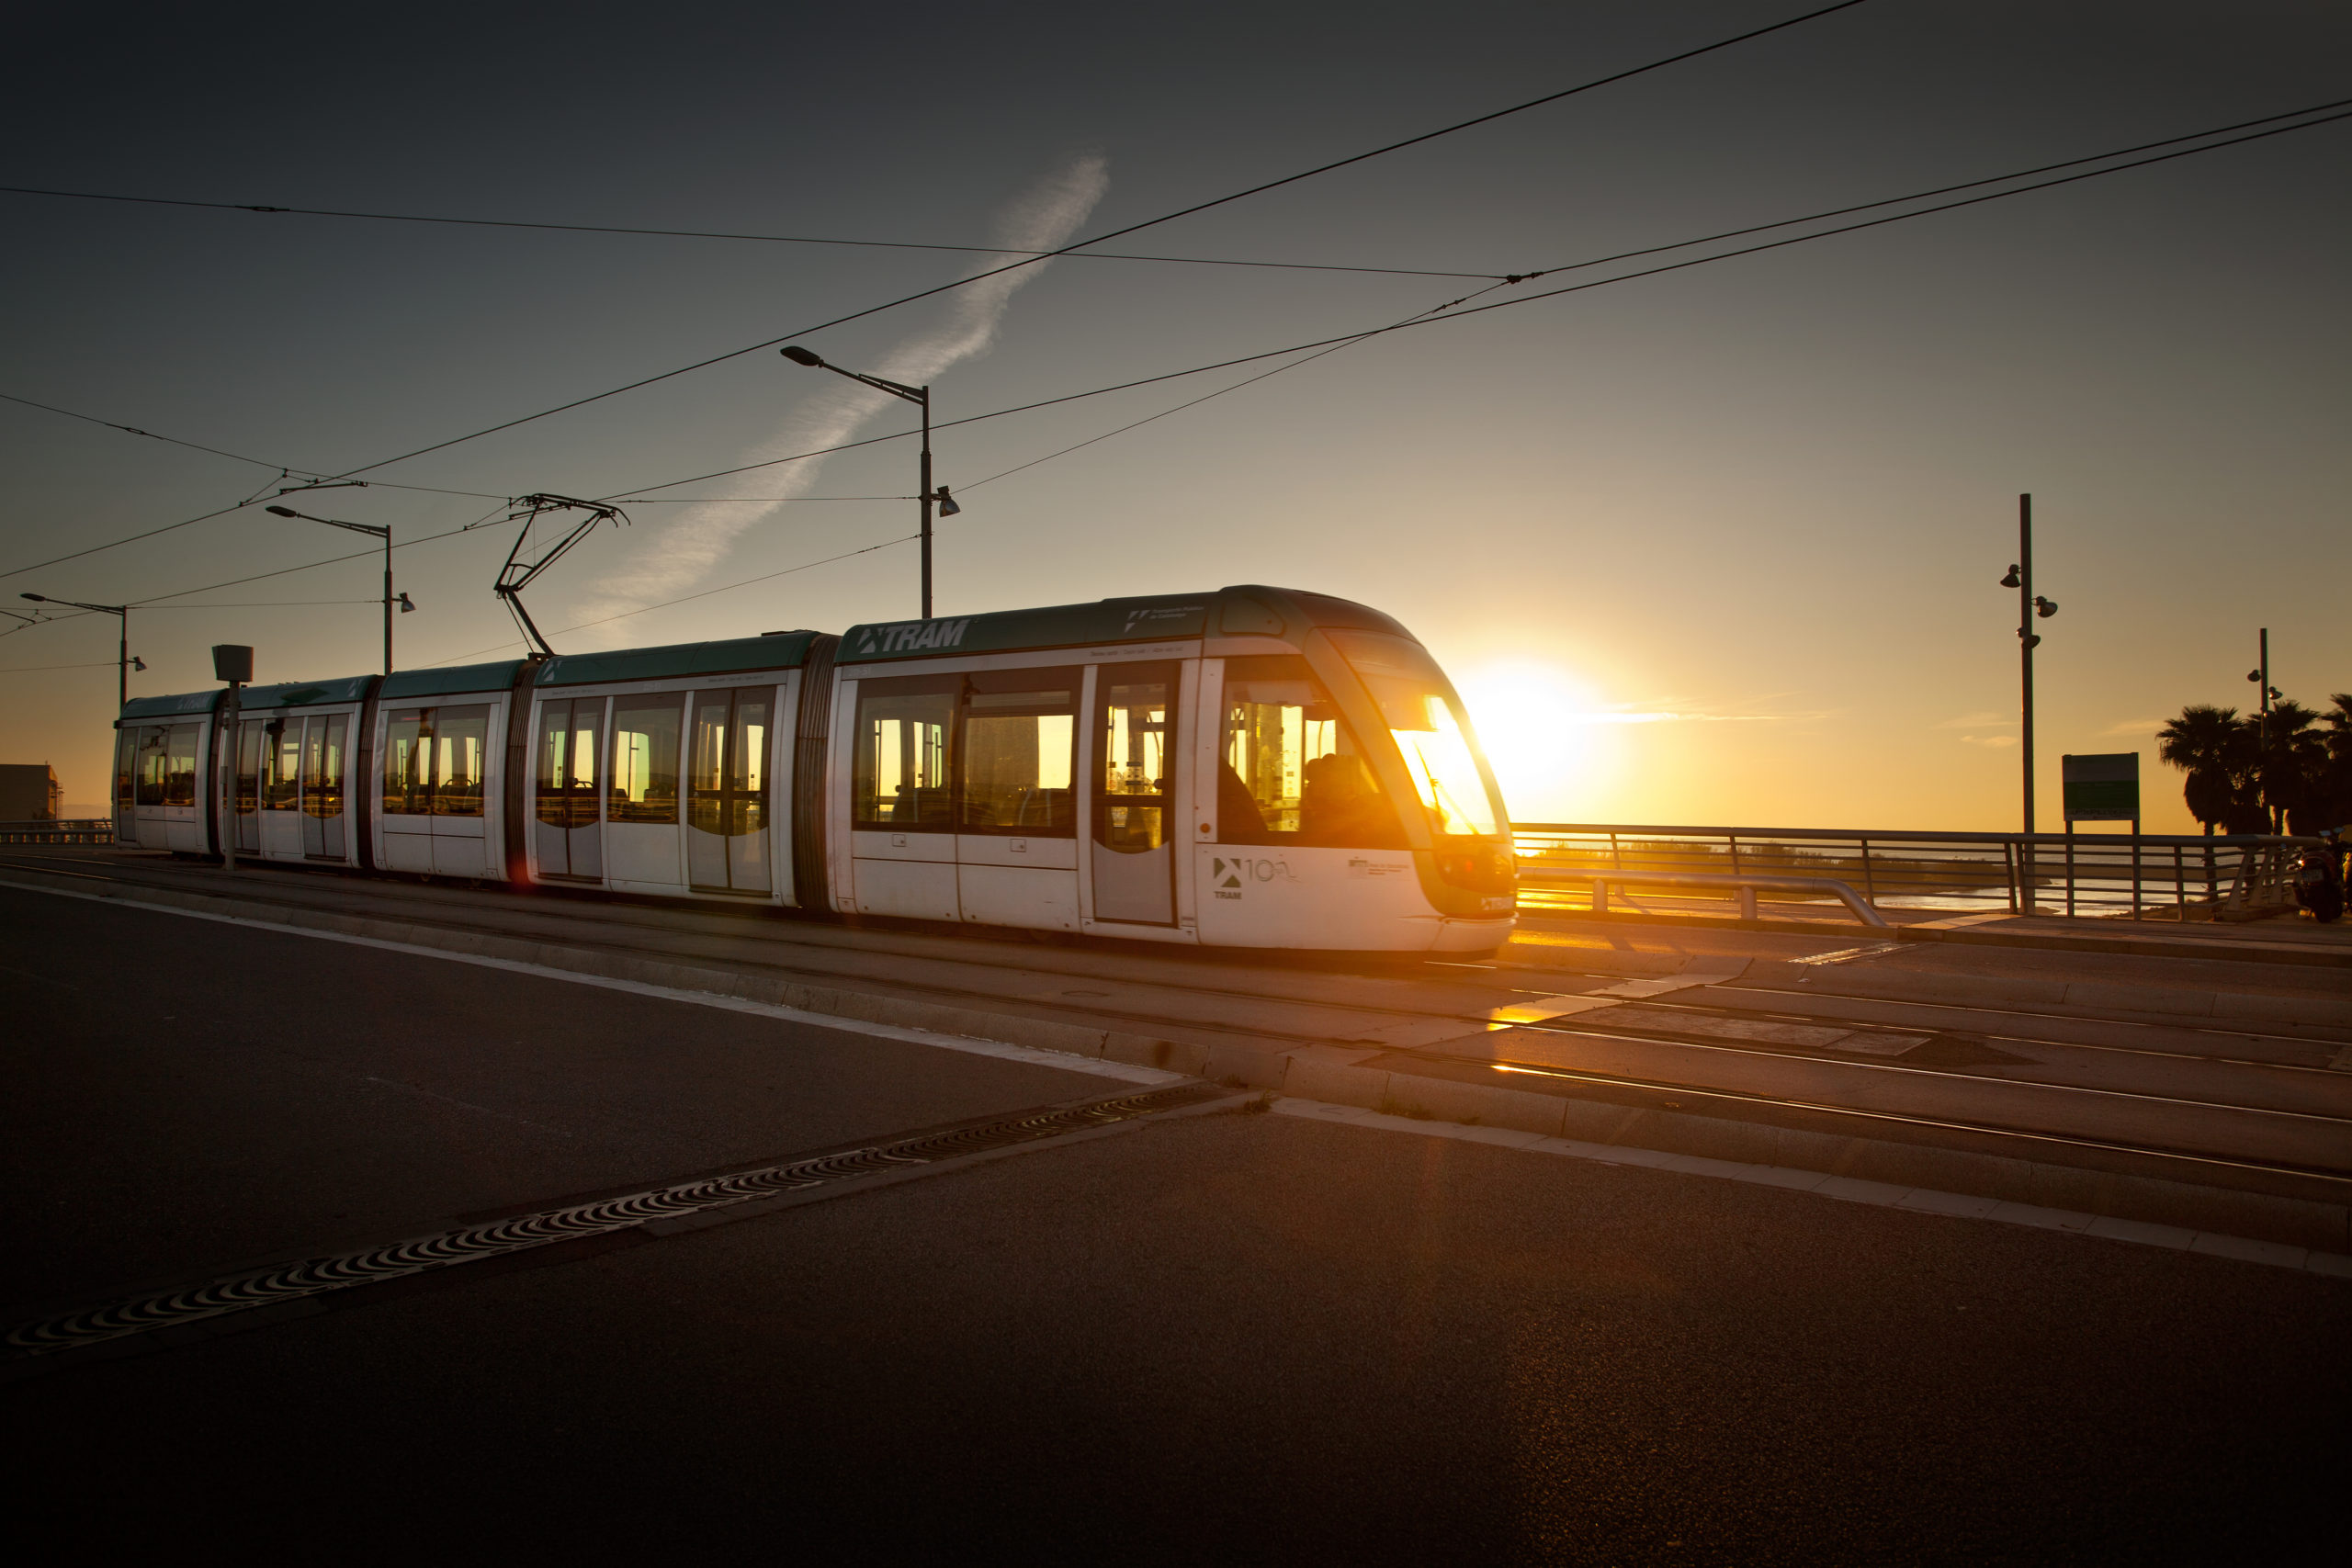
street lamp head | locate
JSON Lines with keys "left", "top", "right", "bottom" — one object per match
{"left": 934, "top": 485, "right": 961, "bottom": 518}
{"left": 397, "top": 592, "right": 417, "bottom": 613}
{"left": 2033, "top": 596, "right": 2058, "bottom": 618}
{"left": 780, "top": 346, "right": 826, "bottom": 367}
{"left": 131, "top": 656, "right": 146, "bottom": 671}
{"left": 1999, "top": 567, "right": 2021, "bottom": 589}
{"left": 2248, "top": 669, "right": 2263, "bottom": 682}
{"left": 20, "top": 592, "right": 45, "bottom": 603}
{"left": 265, "top": 505, "right": 300, "bottom": 518}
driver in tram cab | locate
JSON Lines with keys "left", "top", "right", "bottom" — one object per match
{"left": 1299, "top": 752, "right": 1398, "bottom": 847}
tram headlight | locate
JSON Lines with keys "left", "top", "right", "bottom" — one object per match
{"left": 1435, "top": 842, "right": 1517, "bottom": 897}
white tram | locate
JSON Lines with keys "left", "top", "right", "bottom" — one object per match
{"left": 111, "top": 585, "right": 1518, "bottom": 953}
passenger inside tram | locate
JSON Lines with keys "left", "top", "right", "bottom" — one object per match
{"left": 1218, "top": 656, "right": 1406, "bottom": 849}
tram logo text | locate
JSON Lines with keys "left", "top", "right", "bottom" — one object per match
{"left": 854, "top": 617, "right": 973, "bottom": 657}
{"left": 1210, "top": 855, "right": 1295, "bottom": 898}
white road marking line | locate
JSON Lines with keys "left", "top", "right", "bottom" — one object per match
{"left": 1789, "top": 942, "right": 1905, "bottom": 966}
{"left": 0, "top": 876, "right": 1182, "bottom": 1087}
{"left": 1269, "top": 1098, "right": 2352, "bottom": 1280}
{"left": 1485, "top": 994, "right": 1622, "bottom": 1024}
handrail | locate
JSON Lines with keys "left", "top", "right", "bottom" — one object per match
{"left": 1519, "top": 866, "right": 1890, "bottom": 929}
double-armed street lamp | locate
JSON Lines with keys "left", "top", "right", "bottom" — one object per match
{"left": 1998, "top": 493, "right": 2059, "bottom": 836}
{"left": 264, "top": 504, "right": 413, "bottom": 673}
{"left": 779, "top": 345, "right": 960, "bottom": 620}
{"left": 18, "top": 593, "right": 139, "bottom": 710}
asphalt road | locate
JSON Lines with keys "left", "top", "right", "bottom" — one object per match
{"left": 3, "top": 886, "right": 2346, "bottom": 1563}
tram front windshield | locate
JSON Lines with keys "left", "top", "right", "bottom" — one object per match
{"left": 1326, "top": 630, "right": 1502, "bottom": 838}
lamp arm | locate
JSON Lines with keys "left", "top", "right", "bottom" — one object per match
{"left": 818, "top": 363, "right": 926, "bottom": 405}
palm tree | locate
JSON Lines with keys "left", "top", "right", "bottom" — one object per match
{"left": 2157, "top": 705, "right": 2247, "bottom": 836}
{"left": 2256, "top": 700, "right": 2330, "bottom": 832}
{"left": 2301, "top": 694, "right": 2352, "bottom": 831}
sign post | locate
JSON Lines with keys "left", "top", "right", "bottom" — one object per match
{"left": 2062, "top": 752, "right": 2142, "bottom": 919}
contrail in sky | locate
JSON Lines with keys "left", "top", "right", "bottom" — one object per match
{"left": 569, "top": 154, "right": 1110, "bottom": 637}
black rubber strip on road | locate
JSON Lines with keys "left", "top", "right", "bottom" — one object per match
{"left": 4, "top": 1080, "right": 1235, "bottom": 1374}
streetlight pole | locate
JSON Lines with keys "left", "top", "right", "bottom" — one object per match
{"left": 779, "top": 345, "right": 960, "bottom": 620}
{"left": 2004, "top": 495, "right": 2060, "bottom": 911}
{"left": 19, "top": 593, "right": 131, "bottom": 709}
{"left": 2247, "top": 628, "right": 2279, "bottom": 830}
{"left": 265, "top": 505, "right": 403, "bottom": 672}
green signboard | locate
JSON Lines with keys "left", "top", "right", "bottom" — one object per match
{"left": 2062, "top": 752, "right": 2140, "bottom": 822}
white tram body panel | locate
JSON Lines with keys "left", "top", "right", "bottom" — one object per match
{"left": 114, "top": 691, "right": 220, "bottom": 853}
{"left": 369, "top": 661, "right": 524, "bottom": 882}
{"left": 110, "top": 586, "right": 1517, "bottom": 953}
{"left": 224, "top": 676, "right": 372, "bottom": 867}
{"left": 523, "top": 633, "right": 812, "bottom": 907}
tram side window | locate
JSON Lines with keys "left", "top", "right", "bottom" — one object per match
{"left": 306, "top": 716, "right": 346, "bottom": 818}
{"left": 385, "top": 710, "right": 429, "bottom": 816}
{"left": 234, "top": 721, "right": 263, "bottom": 816}
{"left": 134, "top": 727, "right": 168, "bottom": 807}
{"left": 1218, "top": 657, "right": 1404, "bottom": 850}
{"left": 163, "top": 723, "right": 200, "bottom": 808}
{"left": 610, "top": 695, "right": 683, "bottom": 824}
{"left": 537, "top": 700, "right": 603, "bottom": 829}
{"left": 115, "top": 729, "right": 136, "bottom": 810}
{"left": 854, "top": 678, "right": 957, "bottom": 831}
{"left": 431, "top": 706, "right": 490, "bottom": 817}
{"left": 265, "top": 721, "right": 301, "bottom": 810}
{"left": 688, "top": 689, "right": 771, "bottom": 835}
{"left": 960, "top": 670, "right": 1076, "bottom": 835}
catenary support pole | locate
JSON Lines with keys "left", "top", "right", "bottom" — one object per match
{"left": 2258, "top": 626, "right": 2271, "bottom": 830}
{"left": 2020, "top": 493, "right": 2035, "bottom": 838}
{"left": 919, "top": 387, "right": 933, "bottom": 621}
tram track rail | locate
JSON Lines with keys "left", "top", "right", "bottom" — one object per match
{"left": 5, "top": 853, "right": 2346, "bottom": 1200}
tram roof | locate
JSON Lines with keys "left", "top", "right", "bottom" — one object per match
{"left": 119, "top": 690, "right": 223, "bottom": 721}
{"left": 232, "top": 674, "right": 379, "bottom": 712}
{"left": 836, "top": 584, "right": 1414, "bottom": 664}
{"left": 536, "top": 630, "right": 820, "bottom": 688}
{"left": 379, "top": 660, "right": 529, "bottom": 700}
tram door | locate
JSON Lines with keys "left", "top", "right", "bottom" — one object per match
{"left": 687, "top": 687, "right": 772, "bottom": 894}
{"left": 534, "top": 697, "right": 605, "bottom": 882}
{"left": 113, "top": 729, "right": 137, "bottom": 845}
{"left": 1089, "top": 661, "right": 1179, "bottom": 925}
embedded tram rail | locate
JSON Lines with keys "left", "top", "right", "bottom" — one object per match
{"left": 6, "top": 843, "right": 2347, "bottom": 1252}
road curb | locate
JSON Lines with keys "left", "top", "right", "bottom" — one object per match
{"left": 11, "top": 869, "right": 2346, "bottom": 1258}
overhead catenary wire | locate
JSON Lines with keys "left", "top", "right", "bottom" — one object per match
{"left": 311, "top": 1, "right": 1880, "bottom": 481}
{"left": 0, "top": 3, "right": 1877, "bottom": 581}
{"left": 0, "top": 391, "right": 514, "bottom": 581}
{"left": 21, "top": 91, "right": 2342, "bottom": 644}
{"left": 604, "top": 98, "right": 2352, "bottom": 502}
{"left": 0, "top": 184, "right": 1507, "bottom": 282}
{"left": 420, "top": 532, "right": 920, "bottom": 667}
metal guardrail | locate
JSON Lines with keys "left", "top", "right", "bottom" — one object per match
{"left": 0, "top": 818, "right": 113, "bottom": 845}
{"left": 1511, "top": 822, "right": 2317, "bottom": 922}
{"left": 1521, "top": 866, "right": 1890, "bottom": 928}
